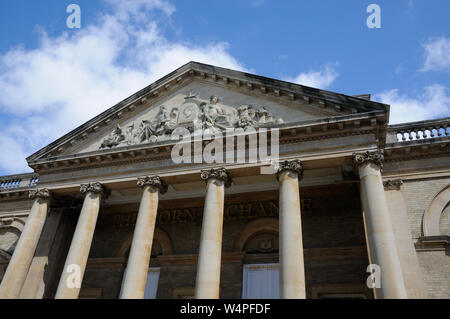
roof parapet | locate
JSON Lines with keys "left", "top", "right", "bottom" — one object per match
{"left": 387, "top": 117, "right": 450, "bottom": 144}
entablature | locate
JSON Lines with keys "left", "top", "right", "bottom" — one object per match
{"left": 27, "top": 111, "right": 386, "bottom": 175}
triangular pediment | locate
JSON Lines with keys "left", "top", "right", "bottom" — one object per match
{"left": 27, "top": 61, "right": 388, "bottom": 163}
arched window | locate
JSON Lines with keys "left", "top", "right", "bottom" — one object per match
{"left": 423, "top": 185, "right": 450, "bottom": 237}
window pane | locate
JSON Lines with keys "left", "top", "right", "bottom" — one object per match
{"left": 242, "top": 263, "right": 279, "bottom": 299}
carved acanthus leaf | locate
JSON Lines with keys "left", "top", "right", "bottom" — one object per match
{"left": 29, "top": 188, "right": 50, "bottom": 200}
{"left": 383, "top": 179, "right": 403, "bottom": 191}
{"left": 80, "top": 182, "right": 108, "bottom": 197}
{"left": 137, "top": 176, "right": 168, "bottom": 194}
{"left": 352, "top": 150, "right": 384, "bottom": 170}
{"left": 276, "top": 160, "right": 304, "bottom": 180}
{"left": 200, "top": 167, "right": 232, "bottom": 187}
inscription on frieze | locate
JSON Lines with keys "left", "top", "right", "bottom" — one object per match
{"left": 111, "top": 199, "right": 312, "bottom": 228}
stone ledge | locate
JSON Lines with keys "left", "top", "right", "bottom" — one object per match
{"left": 86, "top": 257, "right": 126, "bottom": 269}
{"left": 85, "top": 246, "right": 368, "bottom": 269}
{"left": 415, "top": 236, "right": 450, "bottom": 251}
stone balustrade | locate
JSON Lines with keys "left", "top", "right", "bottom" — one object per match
{"left": 387, "top": 118, "right": 450, "bottom": 143}
{"left": 0, "top": 173, "right": 39, "bottom": 192}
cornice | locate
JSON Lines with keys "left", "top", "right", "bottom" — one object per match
{"left": 385, "top": 152, "right": 450, "bottom": 163}
{"left": 0, "top": 190, "right": 36, "bottom": 201}
{"left": 384, "top": 138, "right": 450, "bottom": 162}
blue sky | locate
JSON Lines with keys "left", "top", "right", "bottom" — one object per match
{"left": 0, "top": 0, "right": 449, "bottom": 175}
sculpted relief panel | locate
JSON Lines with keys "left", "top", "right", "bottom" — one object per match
{"left": 100, "top": 93, "right": 284, "bottom": 149}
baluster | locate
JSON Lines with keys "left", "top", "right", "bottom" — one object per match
{"left": 417, "top": 130, "right": 424, "bottom": 140}
{"left": 431, "top": 128, "right": 437, "bottom": 138}
{"left": 401, "top": 131, "right": 407, "bottom": 142}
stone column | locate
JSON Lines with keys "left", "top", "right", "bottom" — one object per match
{"left": 195, "top": 168, "right": 231, "bottom": 299}
{"left": 55, "top": 182, "right": 107, "bottom": 299}
{"left": 353, "top": 150, "right": 407, "bottom": 299}
{"left": 120, "top": 176, "right": 167, "bottom": 299}
{"left": 19, "top": 208, "right": 63, "bottom": 299}
{"left": 277, "top": 160, "right": 306, "bottom": 299}
{"left": 0, "top": 189, "right": 50, "bottom": 299}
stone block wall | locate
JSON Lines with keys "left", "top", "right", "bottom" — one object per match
{"left": 398, "top": 177, "right": 450, "bottom": 299}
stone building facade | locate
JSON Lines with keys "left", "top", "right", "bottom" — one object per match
{"left": 0, "top": 62, "right": 448, "bottom": 299}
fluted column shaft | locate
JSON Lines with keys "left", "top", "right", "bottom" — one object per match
{"left": 120, "top": 176, "right": 167, "bottom": 299}
{"left": 55, "top": 182, "right": 107, "bottom": 299}
{"left": 0, "top": 189, "right": 50, "bottom": 299}
{"left": 195, "top": 168, "right": 231, "bottom": 299}
{"left": 277, "top": 160, "right": 306, "bottom": 299}
{"left": 353, "top": 150, "right": 407, "bottom": 299}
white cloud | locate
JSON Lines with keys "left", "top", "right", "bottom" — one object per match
{"left": 0, "top": 0, "right": 247, "bottom": 175}
{"left": 421, "top": 36, "right": 450, "bottom": 72}
{"left": 374, "top": 84, "right": 450, "bottom": 124}
{"left": 284, "top": 63, "right": 339, "bottom": 89}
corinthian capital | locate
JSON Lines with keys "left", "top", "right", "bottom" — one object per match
{"left": 137, "top": 176, "right": 168, "bottom": 194}
{"left": 200, "top": 167, "right": 232, "bottom": 187}
{"left": 276, "top": 159, "right": 304, "bottom": 180}
{"left": 29, "top": 188, "right": 51, "bottom": 200}
{"left": 80, "top": 182, "right": 109, "bottom": 197}
{"left": 352, "top": 150, "right": 384, "bottom": 171}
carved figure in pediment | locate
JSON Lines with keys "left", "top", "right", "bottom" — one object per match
{"left": 200, "top": 102, "right": 220, "bottom": 129}
{"left": 237, "top": 105, "right": 256, "bottom": 128}
{"left": 216, "top": 108, "right": 238, "bottom": 129}
{"left": 123, "top": 124, "right": 138, "bottom": 145}
{"left": 98, "top": 94, "right": 285, "bottom": 149}
{"left": 153, "top": 105, "right": 178, "bottom": 136}
{"left": 166, "top": 107, "right": 179, "bottom": 131}
{"left": 100, "top": 125, "right": 125, "bottom": 149}
{"left": 135, "top": 120, "right": 154, "bottom": 142}
{"left": 255, "top": 107, "right": 283, "bottom": 125}
{"left": 210, "top": 95, "right": 238, "bottom": 129}
{"left": 199, "top": 95, "right": 237, "bottom": 130}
